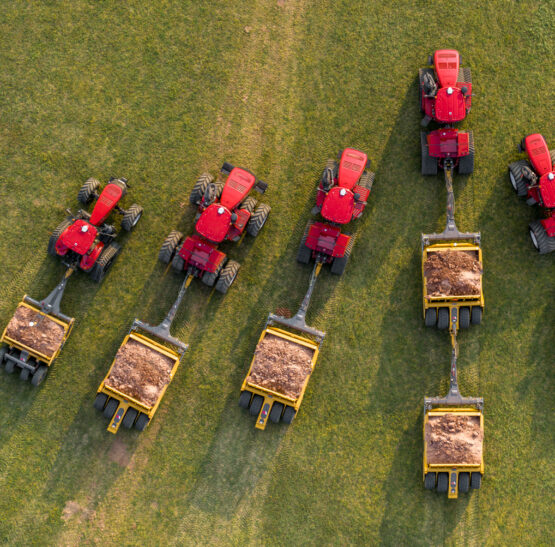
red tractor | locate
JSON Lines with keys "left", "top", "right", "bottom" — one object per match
{"left": 297, "top": 148, "right": 374, "bottom": 275}
{"left": 48, "top": 177, "right": 143, "bottom": 282}
{"left": 421, "top": 128, "right": 474, "bottom": 176}
{"left": 508, "top": 133, "right": 555, "bottom": 253}
{"left": 159, "top": 162, "right": 270, "bottom": 293}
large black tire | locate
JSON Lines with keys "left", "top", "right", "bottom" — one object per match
{"left": 48, "top": 219, "right": 72, "bottom": 256}
{"left": 458, "top": 67, "right": 472, "bottom": 83}
{"left": 419, "top": 68, "right": 435, "bottom": 111}
{"left": 239, "top": 390, "right": 252, "bottom": 409}
{"left": 424, "top": 472, "right": 436, "bottom": 490}
{"left": 529, "top": 220, "right": 555, "bottom": 254}
{"left": 215, "top": 260, "right": 240, "bottom": 294}
{"left": 240, "top": 196, "right": 257, "bottom": 214}
{"left": 269, "top": 402, "right": 284, "bottom": 424}
{"left": 458, "top": 472, "right": 470, "bottom": 493}
{"left": 202, "top": 260, "right": 225, "bottom": 287}
{"left": 0, "top": 345, "right": 6, "bottom": 364}
{"left": 121, "top": 204, "right": 143, "bottom": 231}
{"left": 458, "top": 131, "right": 474, "bottom": 175}
{"left": 31, "top": 365, "right": 48, "bottom": 386}
{"left": 508, "top": 160, "right": 529, "bottom": 197}
{"left": 358, "top": 170, "right": 375, "bottom": 191}
{"left": 171, "top": 250, "right": 185, "bottom": 272}
{"left": 103, "top": 398, "right": 118, "bottom": 419}
{"left": 20, "top": 368, "right": 30, "bottom": 381}
{"left": 135, "top": 413, "right": 150, "bottom": 431}
{"left": 90, "top": 242, "right": 121, "bottom": 283}
{"left": 297, "top": 221, "right": 314, "bottom": 264}
{"left": 459, "top": 307, "right": 470, "bottom": 329}
{"left": 122, "top": 408, "right": 138, "bottom": 429}
{"left": 330, "top": 235, "right": 355, "bottom": 275}
{"left": 158, "top": 231, "right": 183, "bottom": 264}
{"left": 436, "top": 472, "right": 449, "bottom": 493}
{"left": 246, "top": 203, "right": 271, "bottom": 237}
{"left": 189, "top": 173, "right": 214, "bottom": 205}
{"left": 78, "top": 178, "right": 100, "bottom": 204}
{"left": 249, "top": 394, "right": 263, "bottom": 416}
{"left": 282, "top": 406, "right": 296, "bottom": 424}
{"left": 421, "top": 132, "right": 438, "bottom": 175}
{"left": 5, "top": 358, "right": 15, "bottom": 374}
{"left": 94, "top": 392, "right": 108, "bottom": 411}
{"left": 471, "top": 306, "right": 483, "bottom": 325}
{"left": 437, "top": 307, "right": 449, "bottom": 330}
{"left": 471, "top": 472, "right": 482, "bottom": 489}
{"left": 424, "top": 308, "right": 437, "bottom": 327}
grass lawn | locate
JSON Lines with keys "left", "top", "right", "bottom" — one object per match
{"left": 0, "top": 1, "right": 553, "bottom": 544}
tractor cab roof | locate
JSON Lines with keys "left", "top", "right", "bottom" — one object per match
{"left": 59, "top": 219, "right": 98, "bottom": 255}
{"left": 195, "top": 203, "right": 232, "bottom": 243}
{"left": 321, "top": 186, "right": 355, "bottom": 224}
{"left": 434, "top": 86, "right": 467, "bottom": 124}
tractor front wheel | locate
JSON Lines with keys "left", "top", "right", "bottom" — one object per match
{"left": 247, "top": 203, "right": 271, "bottom": 237}
{"left": 159, "top": 231, "right": 183, "bottom": 264}
{"left": 189, "top": 173, "right": 214, "bottom": 205}
{"left": 508, "top": 160, "right": 530, "bottom": 197}
{"left": 90, "top": 242, "right": 121, "bottom": 283}
{"left": 77, "top": 178, "right": 100, "bottom": 205}
{"left": 215, "top": 260, "right": 240, "bottom": 294}
{"left": 240, "top": 196, "right": 257, "bottom": 214}
{"left": 47, "top": 220, "right": 72, "bottom": 256}
{"left": 529, "top": 220, "right": 555, "bottom": 254}
{"left": 121, "top": 204, "right": 143, "bottom": 231}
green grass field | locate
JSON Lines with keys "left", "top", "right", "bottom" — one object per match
{"left": 0, "top": 1, "right": 553, "bottom": 544}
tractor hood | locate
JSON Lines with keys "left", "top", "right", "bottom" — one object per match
{"left": 195, "top": 203, "right": 231, "bottom": 243}
{"left": 525, "top": 133, "right": 553, "bottom": 176}
{"left": 338, "top": 148, "right": 367, "bottom": 190}
{"left": 434, "top": 87, "right": 466, "bottom": 123}
{"left": 321, "top": 187, "right": 354, "bottom": 224}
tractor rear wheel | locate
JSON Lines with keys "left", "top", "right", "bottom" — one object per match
{"left": 529, "top": 220, "right": 555, "bottom": 254}
{"left": 239, "top": 390, "right": 252, "bottom": 409}
{"left": 48, "top": 220, "right": 72, "bottom": 256}
{"left": 436, "top": 472, "right": 448, "bottom": 493}
{"left": 94, "top": 392, "right": 108, "bottom": 411}
{"left": 90, "top": 242, "right": 121, "bottom": 283}
{"left": 159, "top": 231, "right": 183, "bottom": 264}
{"left": 240, "top": 196, "right": 257, "bottom": 214}
{"left": 424, "top": 308, "right": 437, "bottom": 327}
{"left": 421, "top": 132, "right": 438, "bottom": 175}
{"left": 270, "top": 402, "right": 284, "bottom": 424}
{"left": 508, "top": 160, "right": 530, "bottom": 197}
{"left": 122, "top": 408, "right": 138, "bottom": 429}
{"left": 78, "top": 178, "right": 100, "bottom": 205}
{"left": 103, "top": 398, "right": 118, "bottom": 419}
{"left": 358, "top": 171, "right": 375, "bottom": 191}
{"left": 171, "top": 250, "right": 186, "bottom": 272}
{"left": 249, "top": 394, "right": 263, "bottom": 416}
{"left": 457, "top": 131, "right": 474, "bottom": 175}
{"left": 247, "top": 203, "right": 271, "bottom": 237}
{"left": 470, "top": 472, "right": 482, "bottom": 489}
{"left": 282, "top": 406, "right": 296, "bottom": 424}
{"left": 202, "top": 260, "right": 225, "bottom": 287}
{"left": 297, "top": 221, "right": 314, "bottom": 264}
{"left": 437, "top": 308, "right": 449, "bottom": 330}
{"left": 424, "top": 472, "right": 436, "bottom": 490}
{"left": 458, "top": 472, "right": 470, "bottom": 493}
{"left": 121, "top": 204, "right": 143, "bottom": 231}
{"left": 459, "top": 307, "right": 470, "bottom": 329}
{"left": 190, "top": 173, "right": 214, "bottom": 205}
{"left": 31, "top": 365, "right": 48, "bottom": 386}
{"left": 471, "top": 306, "right": 483, "bottom": 325}
{"left": 135, "top": 413, "right": 150, "bottom": 431}
{"left": 215, "top": 260, "right": 240, "bottom": 294}
{"left": 331, "top": 235, "right": 355, "bottom": 275}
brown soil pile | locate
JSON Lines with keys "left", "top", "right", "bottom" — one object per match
{"left": 247, "top": 334, "right": 314, "bottom": 399}
{"left": 424, "top": 250, "right": 482, "bottom": 297}
{"left": 425, "top": 414, "right": 483, "bottom": 464}
{"left": 5, "top": 305, "right": 65, "bottom": 357}
{"left": 105, "top": 339, "right": 174, "bottom": 407}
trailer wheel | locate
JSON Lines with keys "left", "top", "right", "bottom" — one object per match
{"left": 424, "top": 472, "right": 436, "bottom": 490}
{"left": 103, "top": 398, "right": 118, "bottom": 419}
{"left": 424, "top": 308, "right": 437, "bottom": 327}
{"left": 190, "top": 173, "right": 213, "bottom": 205}
{"left": 508, "top": 160, "right": 530, "bottom": 197}
{"left": 421, "top": 132, "right": 438, "bottom": 176}
{"left": 247, "top": 203, "right": 271, "bottom": 237}
{"left": 457, "top": 131, "right": 474, "bottom": 175}
{"left": 215, "top": 260, "right": 240, "bottom": 294}
{"left": 240, "top": 196, "right": 257, "bottom": 214}
{"left": 121, "top": 204, "right": 143, "bottom": 231}
{"left": 94, "top": 392, "right": 108, "bottom": 411}
{"left": 437, "top": 308, "right": 449, "bottom": 329}
{"left": 31, "top": 365, "right": 48, "bottom": 386}
{"left": 249, "top": 394, "right": 263, "bottom": 416}
{"left": 159, "top": 231, "right": 183, "bottom": 264}
{"left": 458, "top": 472, "right": 470, "bottom": 493}
{"left": 90, "top": 242, "right": 121, "bottom": 283}
{"left": 297, "top": 221, "right": 314, "bottom": 264}
{"left": 331, "top": 235, "right": 355, "bottom": 276}
{"left": 471, "top": 306, "right": 483, "bottom": 325}
{"left": 5, "top": 358, "right": 15, "bottom": 374}
{"left": 20, "top": 368, "right": 30, "bottom": 381}
{"left": 239, "top": 390, "right": 252, "bottom": 409}
{"left": 282, "top": 406, "right": 296, "bottom": 424}
{"left": 78, "top": 177, "right": 100, "bottom": 204}
{"left": 135, "top": 413, "right": 150, "bottom": 431}
{"left": 459, "top": 307, "right": 470, "bottom": 329}
{"left": 122, "top": 408, "right": 138, "bottom": 429}
{"left": 0, "top": 345, "right": 6, "bottom": 364}
{"left": 529, "top": 220, "right": 555, "bottom": 254}
{"left": 436, "top": 472, "right": 448, "bottom": 493}
{"left": 270, "top": 402, "right": 284, "bottom": 424}
{"left": 48, "top": 220, "right": 72, "bottom": 257}
{"left": 471, "top": 472, "right": 482, "bottom": 489}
